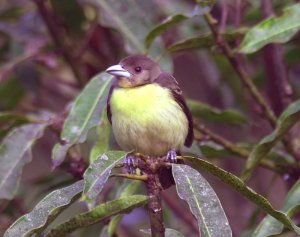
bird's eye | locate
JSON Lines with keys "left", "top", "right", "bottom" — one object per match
{"left": 135, "top": 67, "right": 142, "bottom": 73}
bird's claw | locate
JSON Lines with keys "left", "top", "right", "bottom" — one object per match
{"left": 125, "top": 154, "right": 136, "bottom": 174}
{"left": 166, "top": 149, "right": 177, "bottom": 163}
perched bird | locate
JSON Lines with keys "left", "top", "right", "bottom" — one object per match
{"left": 105, "top": 55, "right": 193, "bottom": 162}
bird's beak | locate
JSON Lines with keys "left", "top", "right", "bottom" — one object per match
{"left": 105, "top": 64, "right": 131, "bottom": 78}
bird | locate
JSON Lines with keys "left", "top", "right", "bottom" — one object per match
{"left": 105, "top": 55, "right": 193, "bottom": 163}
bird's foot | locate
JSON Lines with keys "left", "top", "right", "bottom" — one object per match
{"left": 166, "top": 149, "right": 177, "bottom": 163}
{"left": 125, "top": 154, "right": 136, "bottom": 174}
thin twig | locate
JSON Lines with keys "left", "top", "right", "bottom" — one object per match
{"left": 193, "top": 122, "right": 281, "bottom": 172}
{"left": 111, "top": 173, "right": 148, "bottom": 181}
{"left": 33, "top": 0, "right": 86, "bottom": 87}
{"left": 203, "top": 12, "right": 277, "bottom": 127}
{"left": 261, "top": 0, "right": 299, "bottom": 161}
{"left": 202, "top": 11, "right": 300, "bottom": 162}
{"left": 220, "top": 0, "right": 228, "bottom": 32}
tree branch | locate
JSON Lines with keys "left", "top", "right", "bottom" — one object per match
{"left": 261, "top": 0, "right": 293, "bottom": 115}
{"left": 33, "top": 0, "right": 87, "bottom": 87}
{"left": 193, "top": 122, "right": 282, "bottom": 172}
{"left": 203, "top": 12, "right": 277, "bottom": 127}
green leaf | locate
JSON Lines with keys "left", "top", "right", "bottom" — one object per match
{"left": 0, "top": 123, "right": 48, "bottom": 200}
{"left": 140, "top": 228, "right": 185, "bottom": 237}
{"left": 253, "top": 180, "right": 300, "bottom": 237}
{"left": 108, "top": 180, "right": 141, "bottom": 236}
{"left": 187, "top": 99, "right": 247, "bottom": 124}
{"left": 239, "top": 3, "right": 300, "bottom": 54}
{"left": 46, "top": 195, "right": 149, "bottom": 237}
{"left": 0, "top": 112, "right": 31, "bottom": 140}
{"left": 89, "top": 113, "right": 111, "bottom": 163}
{"left": 52, "top": 73, "right": 113, "bottom": 168}
{"left": 173, "top": 164, "right": 232, "bottom": 237}
{"left": 4, "top": 180, "right": 83, "bottom": 237}
{"left": 185, "top": 156, "right": 300, "bottom": 234}
{"left": 95, "top": 0, "right": 172, "bottom": 72}
{"left": 82, "top": 151, "right": 126, "bottom": 204}
{"left": 242, "top": 100, "right": 300, "bottom": 180}
{"left": 145, "top": 14, "right": 189, "bottom": 51}
{"left": 168, "top": 28, "right": 247, "bottom": 53}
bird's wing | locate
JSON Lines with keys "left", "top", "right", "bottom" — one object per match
{"left": 154, "top": 72, "right": 194, "bottom": 147}
{"left": 106, "top": 84, "right": 116, "bottom": 124}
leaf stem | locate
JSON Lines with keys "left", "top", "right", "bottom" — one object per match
{"left": 111, "top": 173, "right": 148, "bottom": 181}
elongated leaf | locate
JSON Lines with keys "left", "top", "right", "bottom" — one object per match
{"left": 94, "top": 0, "right": 172, "bottom": 72}
{"left": 173, "top": 164, "right": 232, "bottom": 237}
{"left": 46, "top": 195, "right": 149, "bottom": 237}
{"left": 108, "top": 180, "right": 141, "bottom": 236}
{"left": 140, "top": 228, "right": 185, "bottom": 237}
{"left": 145, "top": 14, "right": 189, "bottom": 51}
{"left": 0, "top": 123, "right": 47, "bottom": 199}
{"left": 184, "top": 156, "right": 300, "bottom": 234}
{"left": 168, "top": 29, "right": 247, "bottom": 53}
{"left": 187, "top": 99, "right": 247, "bottom": 124}
{"left": 242, "top": 100, "right": 300, "bottom": 181}
{"left": 89, "top": 113, "right": 111, "bottom": 163}
{"left": 253, "top": 180, "right": 300, "bottom": 237}
{"left": 4, "top": 180, "right": 83, "bottom": 237}
{"left": 52, "top": 73, "right": 113, "bottom": 168}
{"left": 239, "top": 3, "right": 300, "bottom": 54}
{"left": 82, "top": 151, "right": 126, "bottom": 204}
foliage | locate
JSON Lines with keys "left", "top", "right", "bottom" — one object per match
{"left": 1, "top": 0, "right": 300, "bottom": 237}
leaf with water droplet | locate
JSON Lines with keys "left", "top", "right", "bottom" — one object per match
{"left": 82, "top": 151, "right": 127, "bottom": 205}
{"left": 240, "top": 3, "right": 300, "bottom": 54}
{"left": 4, "top": 180, "right": 83, "bottom": 237}
{"left": 185, "top": 156, "right": 300, "bottom": 235}
{"left": 172, "top": 164, "right": 232, "bottom": 237}
{"left": 52, "top": 73, "right": 113, "bottom": 168}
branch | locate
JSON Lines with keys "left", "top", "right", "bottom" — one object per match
{"left": 261, "top": 0, "right": 293, "bottom": 115}
{"left": 33, "top": 0, "right": 87, "bottom": 87}
{"left": 111, "top": 173, "right": 148, "bottom": 181}
{"left": 260, "top": 0, "right": 300, "bottom": 161}
{"left": 203, "top": 12, "right": 277, "bottom": 127}
{"left": 193, "top": 122, "right": 282, "bottom": 172}
{"left": 203, "top": 11, "right": 299, "bottom": 161}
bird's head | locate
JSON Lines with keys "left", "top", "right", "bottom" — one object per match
{"left": 105, "top": 55, "right": 161, "bottom": 88}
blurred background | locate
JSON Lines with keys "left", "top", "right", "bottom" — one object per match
{"left": 1, "top": 0, "right": 300, "bottom": 236}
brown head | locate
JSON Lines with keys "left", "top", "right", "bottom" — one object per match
{"left": 105, "top": 55, "right": 162, "bottom": 88}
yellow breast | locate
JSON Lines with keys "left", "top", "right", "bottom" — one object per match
{"left": 110, "top": 83, "right": 188, "bottom": 156}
